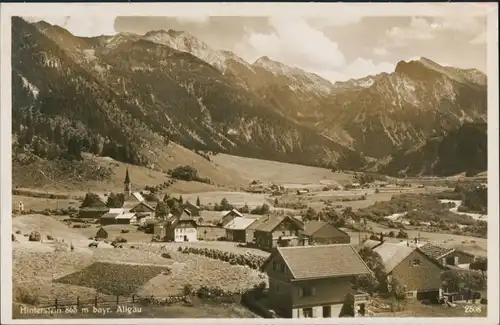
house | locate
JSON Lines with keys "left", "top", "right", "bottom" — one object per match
{"left": 219, "top": 209, "right": 244, "bottom": 227}
{"left": 95, "top": 227, "right": 108, "bottom": 240}
{"left": 303, "top": 220, "right": 350, "bottom": 245}
{"left": 100, "top": 212, "right": 120, "bottom": 225}
{"left": 224, "top": 217, "right": 257, "bottom": 243}
{"left": 342, "top": 209, "right": 360, "bottom": 225}
{"left": 129, "top": 201, "right": 156, "bottom": 222}
{"left": 115, "top": 212, "right": 137, "bottom": 225}
{"left": 253, "top": 215, "right": 305, "bottom": 251}
{"left": 418, "top": 243, "right": 475, "bottom": 268}
{"left": 261, "top": 244, "right": 372, "bottom": 318}
{"left": 373, "top": 242, "right": 446, "bottom": 301}
{"left": 245, "top": 216, "right": 262, "bottom": 244}
{"left": 78, "top": 206, "right": 110, "bottom": 219}
{"left": 183, "top": 201, "right": 201, "bottom": 217}
{"left": 163, "top": 211, "right": 198, "bottom": 242}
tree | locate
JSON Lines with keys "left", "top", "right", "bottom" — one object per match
{"left": 470, "top": 257, "right": 487, "bottom": 279}
{"left": 220, "top": 198, "right": 232, "bottom": 211}
{"left": 357, "top": 247, "right": 388, "bottom": 293}
{"left": 80, "top": 193, "right": 103, "bottom": 208}
{"left": 260, "top": 203, "right": 270, "bottom": 214}
{"left": 239, "top": 204, "right": 250, "bottom": 214}
{"left": 390, "top": 277, "right": 406, "bottom": 310}
{"left": 304, "top": 207, "right": 317, "bottom": 221}
{"left": 163, "top": 193, "right": 170, "bottom": 202}
{"left": 179, "top": 195, "right": 183, "bottom": 204}
{"left": 155, "top": 202, "right": 169, "bottom": 219}
{"left": 106, "top": 193, "right": 124, "bottom": 208}
{"left": 274, "top": 198, "right": 279, "bottom": 206}
{"left": 196, "top": 196, "right": 201, "bottom": 207}
{"left": 166, "top": 197, "right": 182, "bottom": 216}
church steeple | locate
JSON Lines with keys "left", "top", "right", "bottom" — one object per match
{"left": 124, "top": 168, "right": 131, "bottom": 200}
{"left": 124, "top": 168, "right": 130, "bottom": 184}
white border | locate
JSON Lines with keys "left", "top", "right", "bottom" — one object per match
{"left": 1, "top": 3, "right": 498, "bottom": 325}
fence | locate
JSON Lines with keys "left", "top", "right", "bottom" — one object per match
{"left": 34, "top": 294, "right": 187, "bottom": 309}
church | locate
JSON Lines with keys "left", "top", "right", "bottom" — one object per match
{"left": 97, "top": 168, "right": 156, "bottom": 225}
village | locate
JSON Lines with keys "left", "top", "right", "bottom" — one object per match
{"left": 12, "top": 165, "right": 488, "bottom": 319}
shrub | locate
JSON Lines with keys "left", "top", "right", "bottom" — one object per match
{"left": 12, "top": 234, "right": 16, "bottom": 242}
{"left": 15, "top": 230, "right": 22, "bottom": 234}
{"left": 46, "top": 235, "right": 54, "bottom": 240}
{"left": 28, "top": 231, "right": 41, "bottom": 242}
{"left": 161, "top": 252, "right": 172, "bottom": 259}
{"left": 183, "top": 283, "right": 194, "bottom": 296}
{"left": 14, "top": 287, "right": 39, "bottom": 305}
{"left": 114, "top": 236, "right": 127, "bottom": 243}
{"left": 121, "top": 229, "right": 130, "bottom": 234}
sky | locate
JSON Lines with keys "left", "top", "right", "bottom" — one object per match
{"left": 24, "top": 14, "right": 487, "bottom": 82}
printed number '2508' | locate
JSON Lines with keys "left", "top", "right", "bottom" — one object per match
{"left": 464, "top": 305, "right": 482, "bottom": 314}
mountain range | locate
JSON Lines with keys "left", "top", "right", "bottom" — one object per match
{"left": 11, "top": 17, "right": 488, "bottom": 177}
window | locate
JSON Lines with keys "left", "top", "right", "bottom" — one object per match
{"left": 279, "top": 263, "right": 285, "bottom": 272}
{"left": 302, "top": 308, "right": 313, "bottom": 318}
{"left": 412, "top": 258, "right": 421, "bottom": 266}
{"left": 303, "top": 287, "right": 313, "bottom": 297}
{"left": 272, "top": 261, "right": 277, "bottom": 270}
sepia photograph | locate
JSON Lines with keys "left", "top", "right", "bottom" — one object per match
{"left": 0, "top": 2, "right": 498, "bottom": 324}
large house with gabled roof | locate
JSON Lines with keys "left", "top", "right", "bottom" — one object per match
{"left": 261, "top": 244, "right": 372, "bottom": 318}
{"left": 253, "top": 215, "right": 305, "bottom": 251}
{"left": 303, "top": 220, "right": 350, "bottom": 245}
{"left": 373, "top": 242, "right": 446, "bottom": 301}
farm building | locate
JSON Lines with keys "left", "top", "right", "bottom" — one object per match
{"left": 163, "top": 211, "right": 198, "bottom": 242}
{"left": 145, "top": 219, "right": 161, "bottom": 234}
{"left": 419, "top": 243, "right": 475, "bottom": 268}
{"left": 100, "top": 212, "right": 121, "bottom": 225}
{"left": 303, "top": 220, "right": 350, "bottom": 245}
{"left": 261, "top": 244, "right": 371, "bottom": 318}
{"left": 115, "top": 213, "right": 137, "bottom": 225}
{"left": 224, "top": 217, "right": 257, "bottom": 243}
{"left": 129, "top": 201, "right": 155, "bottom": 222}
{"left": 253, "top": 215, "right": 305, "bottom": 251}
{"left": 183, "top": 201, "right": 201, "bottom": 217}
{"left": 95, "top": 227, "right": 108, "bottom": 239}
{"left": 219, "top": 209, "right": 244, "bottom": 227}
{"left": 342, "top": 209, "right": 360, "bottom": 225}
{"left": 373, "top": 242, "right": 446, "bottom": 301}
{"left": 100, "top": 211, "right": 137, "bottom": 225}
{"left": 78, "top": 207, "right": 109, "bottom": 219}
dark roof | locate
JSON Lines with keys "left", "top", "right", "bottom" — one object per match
{"left": 130, "top": 201, "right": 155, "bottom": 212}
{"left": 419, "top": 243, "right": 455, "bottom": 260}
{"left": 303, "top": 220, "right": 348, "bottom": 237}
{"left": 268, "top": 244, "right": 371, "bottom": 280}
{"left": 79, "top": 207, "right": 109, "bottom": 212}
{"left": 255, "top": 215, "right": 304, "bottom": 233}
{"left": 361, "top": 239, "right": 384, "bottom": 250}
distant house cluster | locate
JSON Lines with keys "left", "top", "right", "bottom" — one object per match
{"left": 76, "top": 169, "right": 203, "bottom": 243}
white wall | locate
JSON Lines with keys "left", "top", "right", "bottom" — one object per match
{"left": 292, "top": 304, "right": 343, "bottom": 318}
{"left": 174, "top": 227, "right": 197, "bottom": 242}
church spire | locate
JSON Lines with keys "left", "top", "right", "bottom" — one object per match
{"left": 124, "top": 168, "right": 130, "bottom": 184}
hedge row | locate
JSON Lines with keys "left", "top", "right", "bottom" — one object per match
{"left": 177, "top": 246, "right": 267, "bottom": 270}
